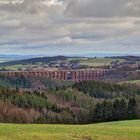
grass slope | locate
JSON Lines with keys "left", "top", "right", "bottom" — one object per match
{"left": 80, "top": 58, "right": 125, "bottom": 67}
{"left": 119, "top": 80, "right": 140, "bottom": 85}
{"left": 0, "top": 120, "right": 140, "bottom": 140}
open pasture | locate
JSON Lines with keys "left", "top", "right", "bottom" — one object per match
{"left": 0, "top": 120, "right": 140, "bottom": 140}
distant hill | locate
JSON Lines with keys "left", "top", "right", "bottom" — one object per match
{"left": 0, "top": 56, "right": 68, "bottom": 66}
{"left": 1, "top": 55, "right": 140, "bottom": 68}
{"left": 0, "top": 54, "right": 38, "bottom": 63}
{"left": 108, "top": 56, "right": 140, "bottom": 61}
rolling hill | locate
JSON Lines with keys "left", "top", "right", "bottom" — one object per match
{"left": 0, "top": 56, "right": 68, "bottom": 66}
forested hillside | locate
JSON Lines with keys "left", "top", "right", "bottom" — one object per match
{"left": 0, "top": 75, "right": 140, "bottom": 124}
{"left": 0, "top": 74, "right": 73, "bottom": 90}
{"left": 0, "top": 75, "right": 31, "bottom": 88}
{"left": 73, "top": 81, "right": 140, "bottom": 98}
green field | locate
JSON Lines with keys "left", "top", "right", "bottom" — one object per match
{"left": 0, "top": 64, "right": 28, "bottom": 70}
{"left": 0, "top": 63, "right": 42, "bottom": 71}
{"left": 119, "top": 80, "right": 140, "bottom": 85}
{"left": 0, "top": 120, "right": 140, "bottom": 140}
{"left": 80, "top": 58, "right": 125, "bottom": 67}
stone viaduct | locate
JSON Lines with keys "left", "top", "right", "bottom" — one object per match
{"left": 0, "top": 69, "right": 109, "bottom": 82}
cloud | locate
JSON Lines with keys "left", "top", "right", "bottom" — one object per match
{"left": 0, "top": 0, "right": 140, "bottom": 55}
{"left": 65, "top": 0, "right": 140, "bottom": 17}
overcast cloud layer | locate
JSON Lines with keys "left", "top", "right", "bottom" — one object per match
{"left": 0, "top": 0, "right": 140, "bottom": 56}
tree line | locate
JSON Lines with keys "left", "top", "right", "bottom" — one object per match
{"left": 73, "top": 80, "right": 140, "bottom": 98}
{"left": 92, "top": 98, "right": 137, "bottom": 123}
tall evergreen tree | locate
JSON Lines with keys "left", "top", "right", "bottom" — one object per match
{"left": 103, "top": 100, "right": 113, "bottom": 122}
{"left": 113, "top": 99, "right": 122, "bottom": 121}
{"left": 94, "top": 103, "right": 104, "bottom": 122}
{"left": 128, "top": 98, "right": 137, "bottom": 119}
{"left": 120, "top": 98, "right": 127, "bottom": 120}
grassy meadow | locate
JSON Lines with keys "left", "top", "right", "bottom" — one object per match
{"left": 0, "top": 120, "right": 140, "bottom": 140}
{"left": 0, "top": 63, "right": 42, "bottom": 71}
{"left": 119, "top": 80, "right": 140, "bottom": 85}
{"left": 79, "top": 58, "right": 125, "bottom": 67}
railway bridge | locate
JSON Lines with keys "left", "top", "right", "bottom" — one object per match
{"left": 0, "top": 69, "right": 109, "bottom": 82}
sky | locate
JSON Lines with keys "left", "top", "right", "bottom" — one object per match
{"left": 0, "top": 0, "right": 140, "bottom": 56}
